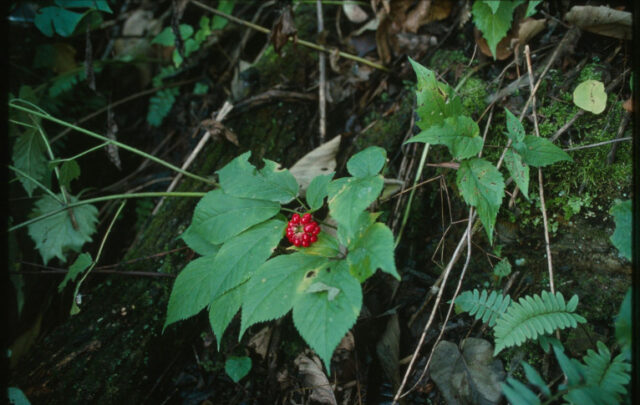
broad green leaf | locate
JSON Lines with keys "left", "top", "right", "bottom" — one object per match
{"left": 212, "top": 0, "right": 235, "bottom": 30}
{"left": 217, "top": 152, "right": 299, "bottom": 203}
{"left": 609, "top": 199, "right": 631, "bottom": 260}
{"left": 7, "top": 387, "right": 31, "bottom": 405}
{"left": 456, "top": 158, "right": 505, "bottom": 243}
{"left": 55, "top": 0, "right": 113, "bottom": 12}
{"left": 240, "top": 253, "right": 329, "bottom": 337}
{"left": 346, "top": 146, "right": 387, "bottom": 177}
{"left": 327, "top": 175, "right": 383, "bottom": 237}
{"left": 409, "top": 58, "right": 463, "bottom": 130}
{"left": 504, "top": 148, "right": 530, "bottom": 200}
{"left": 293, "top": 233, "right": 341, "bottom": 258}
{"left": 12, "top": 128, "right": 50, "bottom": 197}
{"left": 209, "top": 283, "right": 245, "bottom": 348}
{"left": 337, "top": 211, "right": 380, "bottom": 247}
{"left": 293, "top": 261, "right": 362, "bottom": 370}
{"left": 472, "top": 1, "right": 519, "bottom": 59}
{"left": 514, "top": 135, "right": 572, "bottom": 167}
{"left": 165, "top": 255, "right": 218, "bottom": 328}
{"left": 225, "top": 356, "right": 251, "bottom": 382}
{"left": 34, "top": 7, "right": 85, "bottom": 37}
{"left": 59, "top": 160, "right": 81, "bottom": 189}
{"left": 525, "top": 1, "right": 542, "bottom": 18}
{"left": 405, "top": 115, "right": 483, "bottom": 160}
{"left": 493, "top": 258, "right": 512, "bottom": 278}
{"left": 305, "top": 282, "right": 341, "bottom": 301}
{"left": 347, "top": 223, "right": 398, "bottom": 282}
{"left": 306, "top": 173, "right": 334, "bottom": 211}
{"left": 191, "top": 189, "right": 280, "bottom": 245}
{"left": 180, "top": 223, "right": 219, "bottom": 256}
{"left": 151, "top": 24, "right": 194, "bottom": 46}
{"left": 615, "top": 288, "right": 631, "bottom": 360}
{"left": 27, "top": 194, "right": 98, "bottom": 264}
{"left": 208, "top": 219, "right": 286, "bottom": 298}
{"left": 485, "top": 1, "right": 500, "bottom": 14}
{"left": 573, "top": 80, "right": 607, "bottom": 114}
{"left": 504, "top": 108, "right": 525, "bottom": 143}
{"left": 58, "top": 252, "right": 92, "bottom": 292}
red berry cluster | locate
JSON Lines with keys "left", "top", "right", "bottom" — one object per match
{"left": 286, "top": 213, "right": 320, "bottom": 247}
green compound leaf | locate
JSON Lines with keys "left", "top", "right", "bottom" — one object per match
{"left": 346, "top": 146, "right": 387, "bottom": 177}
{"left": 513, "top": 135, "right": 572, "bottom": 167}
{"left": 212, "top": 0, "right": 235, "bottom": 30}
{"left": 472, "top": 1, "right": 520, "bottom": 59}
{"left": 217, "top": 152, "right": 299, "bottom": 204}
{"left": 504, "top": 108, "right": 525, "bottom": 143}
{"left": 12, "top": 127, "right": 51, "bottom": 197}
{"left": 34, "top": 6, "right": 85, "bottom": 37}
{"left": 209, "top": 283, "right": 245, "bottom": 348}
{"left": 456, "top": 158, "right": 504, "bottom": 244}
{"left": 579, "top": 341, "right": 630, "bottom": 402}
{"left": 306, "top": 173, "right": 335, "bottom": 212}
{"left": 501, "top": 377, "right": 542, "bottom": 405}
{"left": 573, "top": 80, "right": 607, "bottom": 114}
{"left": 493, "top": 258, "right": 512, "bottom": 279}
{"left": 347, "top": 223, "right": 398, "bottom": 282}
{"left": 181, "top": 223, "right": 220, "bottom": 256}
{"left": 225, "top": 356, "right": 252, "bottom": 383}
{"left": 208, "top": 219, "right": 286, "bottom": 298}
{"left": 58, "top": 252, "right": 92, "bottom": 292}
{"left": 240, "top": 253, "right": 329, "bottom": 337}
{"left": 454, "top": 289, "right": 511, "bottom": 327}
{"left": 615, "top": 288, "right": 631, "bottom": 360}
{"left": 408, "top": 57, "right": 463, "bottom": 131}
{"left": 59, "top": 160, "right": 81, "bottom": 189}
{"left": 493, "top": 291, "right": 587, "bottom": 355}
{"left": 504, "top": 148, "right": 530, "bottom": 200}
{"left": 191, "top": 189, "right": 280, "bottom": 245}
{"left": 609, "top": 199, "right": 631, "bottom": 260}
{"left": 405, "top": 115, "right": 483, "bottom": 160}
{"left": 147, "top": 87, "right": 179, "bottom": 127}
{"left": 327, "top": 175, "right": 383, "bottom": 238}
{"left": 293, "top": 261, "right": 362, "bottom": 371}
{"left": 151, "top": 24, "right": 194, "bottom": 46}
{"left": 27, "top": 194, "right": 98, "bottom": 265}
{"left": 165, "top": 255, "right": 218, "bottom": 328}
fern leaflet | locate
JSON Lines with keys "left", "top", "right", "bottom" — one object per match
{"left": 147, "top": 88, "right": 179, "bottom": 127}
{"left": 455, "top": 289, "right": 511, "bottom": 327}
{"left": 493, "top": 291, "right": 586, "bottom": 354}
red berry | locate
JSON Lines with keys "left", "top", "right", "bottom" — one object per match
{"left": 302, "top": 240, "right": 310, "bottom": 247}
{"left": 302, "top": 233, "right": 309, "bottom": 243}
{"left": 291, "top": 213, "right": 301, "bottom": 224}
{"left": 293, "top": 238, "right": 302, "bottom": 247}
{"left": 301, "top": 213, "right": 311, "bottom": 224}
{"left": 304, "top": 223, "right": 315, "bottom": 233}
{"left": 312, "top": 226, "right": 321, "bottom": 235}
{"left": 310, "top": 235, "right": 317, "bottom": 243}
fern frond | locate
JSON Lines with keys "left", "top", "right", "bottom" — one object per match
{"left": 147, "top": 88, "right": 179, "bottom": 127}
{"left": 493, "top": 291, "right": 586, "bottom": 354}
{"left": 49, "top": 66, "right": 103, "bottom": 98}
{"left": 455, "top": 289, "right": 511, "bottom": 327}
{"left": 501, "top": 377, "right": 541, "bottom": 405}
{"left": 582, "top": 341, "right": 630, "bottom": 399}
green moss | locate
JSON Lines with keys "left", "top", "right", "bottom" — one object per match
{"left": 429, "top": 49, "right": 469, "bottom": 72}
{"left": 459, "top": 76, "right": 488, "bottom": 116}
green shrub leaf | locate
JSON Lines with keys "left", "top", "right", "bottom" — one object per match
{"left": 294, "top": 233, "right": 341, "bottom": 258}
{"left": 346, "top": 146, "right": 387, "bottom": 177}
{"left": 58, "top": 252, "right": 92, "bottom": 292}
{"left": 456, "top": 158, "right": 504, "bottom": 243}
{"left": 212, "top": 0, "right": 235, "bottom": 30}
{"left": 327, "top": 175, "right": 383, "bottom": 237}
{"left": 34, "top": 7, "right": 85, "bottom": 37}
{"left": 180, "top": 223, "right": 220, "bottom": 256}
{"left": 240, "top": 253, "right": 329, "bottom": 337}
{"left": 293, "top": 261, "right": 362, "bottom": 370}
{"left": 472, "top": 1, "right": 520, "bottom": 59}
{"left": 504, "top": 148, "right": 530, "bottom": 200}
{"left": 217, "top": 152, "right": 299, "bottom": 203}
{"left": 190, "top": 190, "right": 280, "bottom": 245}
{"left": 406, "top": 115, "right": 483, "bottom": 160}
{"left": 306, "top": 173, "right": 334, "bottom": 211}
{"left": 408, "top": 58, "right": 463, "bottom": 130}
{"left": 225, "top": 356, "right": 252, "bottom": 383}
{"left": 59, "top": 160, "right": 81, "bottom": 189}
{"left": 27, "top": 194, "right": 98, "bottom": 264}
{"left": 347, "top": 223, "right": 398, "bottom": 282}
{"left": 513, "top": 135, "right": 572, "bottom": 167}
{"left": 151, "top": 24, "right": 194, "bottom": 46}
{"left": 209, "top": 283, "right": 245, "bottom": 347}
{"left": 504, "top": 108, "right": 525, "bottom": 143}
{"left": 12, "top": 128, "right": 51, "bottom": 197}
{"left": 609, "top": 199, "right": 631, "bottom": 260}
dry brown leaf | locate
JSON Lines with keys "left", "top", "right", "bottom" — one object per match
{"left": 425, "top": 0, "right": 453, "bottom": 23}
{"left": 289, "top": 135, "right": 341, "bottom": 194}
{"left": 200, "top": 118, "right": 239, "bottom": 146}
{"left": 270, "top": 6, "right": 298, "bottom": 55}
{"left": 294, "top": 353, "right": 337, "bottom": 405}
{"left": 475, "top": 27, "right": 514, "bottom": 60}
{"left": 518, "top": 18, "right": 546, "bottom": 45}
{"left": 343, "top": 3, "right": 369, "bottom": 23}
{"left": 623, "top": 98, "right": 633, "bottom": 112}
{"left": 404, "top": 0, "right": 431, "bottom": 33}
{"left": 247, "top": 326, "right": 272, "bottom": 360}
{"left": 565, "top": 6, "right": 631, "bottom": 40}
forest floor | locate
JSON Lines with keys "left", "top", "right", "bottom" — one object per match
{"left": 7, "top": 1, "right": 633, "bottom": 404}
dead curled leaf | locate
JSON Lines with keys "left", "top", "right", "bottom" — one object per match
{"left": 294, "top": 353, "right": 337, "bottom": 405}
{"left": 270, "top": 5, "right": 298, "bottom": 55}
{"left": 200, "top": 118, "right": 239, "bottom": 146}
{"left": 289, "top": 135, "right": 341, "bottom": 194}
{"left": 565, "top": 5, "right": 631, "bottom": 40}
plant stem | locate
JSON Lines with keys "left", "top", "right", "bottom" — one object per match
{"left": 9, "top": 191, "right": 206, "bottom": 232}
{"left": 9, "top": 101, "right": 218, "bottom": 186}
{"left": 51, "top": 142, "right": 111, "bottom": 163}
{"left": 394, "top": 143, "right": 430, "bottom": 247}
{"left": 8, "top": 165, "right": 62, "bottom": 204}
